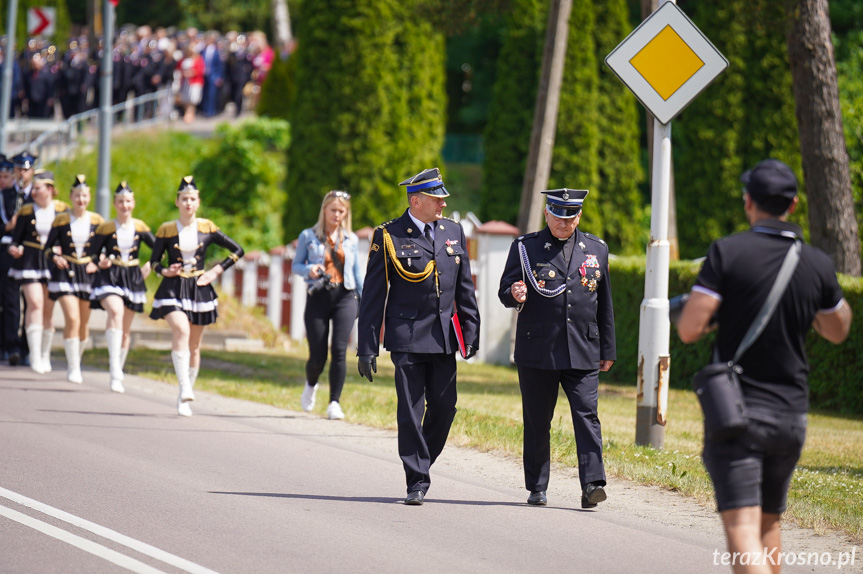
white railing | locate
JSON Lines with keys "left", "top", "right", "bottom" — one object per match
{"left": 5, "top": 88, "right": 173, "bottom": 163}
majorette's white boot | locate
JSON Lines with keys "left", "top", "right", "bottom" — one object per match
{"left": 105, "top": 328, "right": 125, "bottom": 393}
{"left": 65, "top": 338, "right": 83, "bottom": 384}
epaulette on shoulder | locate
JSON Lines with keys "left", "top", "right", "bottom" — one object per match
{"left": 440, "top": 216, "right": 458, "bottom": 224}
{"left": 517, "top": 230, "right": 541, "bottom": 241}
{"left": 53, "top": 200, "right": 70, "bottom": 212}
{"left": 90, "top": 212, "right": 105, "bottom": 225}
{"left": 18, "top": 203, "right": 34, "bottom": 216}
{"left": 95, "top": 221, "right": 117, "bottom": 235}
{"left": 134, "top": 219, "right": 151, "bottom": 233}
{"left": 53, "top": 212, "right": 71, "bottom": 227}
{"left": 583, "top": 232, "right": 607, "bottom": 247}
{"left": 156, "top": 221, "right": 178, "bottom": 238}
{"left": 196, "top": 218, "right": 219, "bottom": 233}
{"left": 375, "top": 217, "right": 398, "bottom": 230}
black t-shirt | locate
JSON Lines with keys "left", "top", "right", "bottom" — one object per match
{"left": 694, "top": 219, "right": 844, "bottom": 413}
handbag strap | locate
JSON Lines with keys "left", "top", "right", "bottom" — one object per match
{"left": 728, "top": 240, "right": 801, "bottom": 364}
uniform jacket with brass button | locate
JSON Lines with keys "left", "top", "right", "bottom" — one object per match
{"left": 86, "top": 219, "right": 155, "bottom": 265}
{"left": 498, "top": 226, "right": 616, "bottom": 370}
{"left": 10, "top": 201, "right": 70, "bottom": 250}
{"left": 357, "top": 209, "right": 480, "bottom": 356}
{"left": 43, "top": 211, "right": 105, "bottom": 263}
{"left": 149, "top": 219, "right": 244, "bottom": 275}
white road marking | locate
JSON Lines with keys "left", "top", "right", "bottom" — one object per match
{"left": 0, "top": 504, "right": 167, "bottom": 574}
{"left": 0, "top": 486, "right": 221, "bottom": 574}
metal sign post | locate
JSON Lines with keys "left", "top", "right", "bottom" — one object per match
{"left": 96, "top": 0, "right": 115, "bottom": 218}
{"left": 605, "top": 0, "right": 727, "bottom": 448}
{"left": 0, "top": 0, "right": 19, "bottom": 153}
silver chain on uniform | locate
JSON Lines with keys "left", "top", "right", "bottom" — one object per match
{"left": 518, "top": 241, "right": 566, "bottom": 298}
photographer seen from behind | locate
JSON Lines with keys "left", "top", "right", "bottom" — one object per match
{"left": 292, "top": 190, "right": 365, "bottom": 420}
{"left": 677, "top": 159, "right": 852, "bottom": 574}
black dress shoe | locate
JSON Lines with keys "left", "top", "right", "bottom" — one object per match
{"left": 8, "top": 351, "right": 21, "bottom": 366}
{"left": 527, "top": 490, "right": 547, "bottom": 506}
{"left": 405, "top": 491, "right": 425, "bottom": 506}
{"left": 581, "top": 483, "right": 607, "bottom": 509}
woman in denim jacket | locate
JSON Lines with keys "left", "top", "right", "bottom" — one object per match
{"left": 292, "top": 190, "right": 365, "bottom": 420}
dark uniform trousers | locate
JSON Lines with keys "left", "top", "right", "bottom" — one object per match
{"left": 498, "top": 226, "right": 616, "bottom": 492}
{"left": 518, "top": 365, "right": 604, "bottom": 491}
{"left": 0, "top": 187, "right": 22, "bottom": 354}
{"left": 357, "top": 209, "right": 480, "bottom": 495}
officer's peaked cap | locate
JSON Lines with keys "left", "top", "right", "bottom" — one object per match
{"left": 12, "top": 151, "right": 37, "bottom": 169}
{"left": 543, "top": 188, "right": 588, "bottom": 219}
{"left": 399, "top": 167, "right": 449, "bottom": 197}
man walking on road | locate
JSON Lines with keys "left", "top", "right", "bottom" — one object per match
{"left": 678, "top": 159, "right": 852, "bottom": 574}
{"left": 357, "top": 168, "right": 480, "bottom": 506}
{"left": 498, "top": 189, "right": 616, "bottom": 509}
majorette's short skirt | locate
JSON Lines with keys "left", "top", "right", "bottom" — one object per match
{"left": 48, "top": 261, "right": 96, "bottom": 301}
{"left": 90, "top": 265, "right": 147, "bottom": 313}
{"left": 8, "top": 245, "right": 51, "bottom": 284}
{"left": 149, "top": 276, "right": 218, "bottom": 326}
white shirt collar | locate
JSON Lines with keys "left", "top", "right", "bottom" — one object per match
{"left": 408, "top": 211, "right": 433, "bottom": 241}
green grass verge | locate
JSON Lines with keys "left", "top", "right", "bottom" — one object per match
{"left": 83, "top": 346, "right": 863, "bottom": 540}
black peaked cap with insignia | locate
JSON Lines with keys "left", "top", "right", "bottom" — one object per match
{"left": 12, "top": 151, "right": 37, "bottom": 169}
{"left": 399, "top": 167, "right": 450, "bottom": 198}
{"left": 542, "top": 188, "right": 588, "bottom": 219}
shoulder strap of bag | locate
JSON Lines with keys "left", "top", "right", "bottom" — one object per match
{"left": 729, "top": 240, "right": 801, "bottom": 364}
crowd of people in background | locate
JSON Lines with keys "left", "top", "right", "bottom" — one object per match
{"left": 0, "top": 25, "right": 283, "bottom": 122}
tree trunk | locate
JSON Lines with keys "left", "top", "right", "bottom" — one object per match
{"left": 785, "top": 0, "right": 861, "bottom": 276}
{"left": 517, "top": 0, "right": 573, "bottom": 234}
{"left": 272, "top": 0, "right": 293, "bottom": 53}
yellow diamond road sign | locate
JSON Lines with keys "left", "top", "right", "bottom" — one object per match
{"left": 605, "top": 2, "right": 727, "bottom": 124}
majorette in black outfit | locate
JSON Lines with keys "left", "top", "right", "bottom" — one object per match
{"left": 42, "top": 174, "right": 105, "bottom": 384}
{"left": 87, "top": 187, "right": 155, "bottom": 314}
{"left": 87, "top": 181, "right": 155, "bottom": 393}
{"left": 149, "top": 176, "right": 244, "bottom": 417}
{"left": 44, "top": 176, "right": 105, "bottom": 302}
{"left": 149, "top": 178, "right": 244, "bottom": 326}
{"left": 7, "top": 169, "right": 70, "bottom": 373}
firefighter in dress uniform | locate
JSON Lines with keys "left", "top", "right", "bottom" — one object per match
{"left": 357, "top": 167, "right": 480, "bottom": 506}
{"left": 149, "top": 176, "right": 244, "bottom": 417}
{"left": 7, "top": 169, "right": 70, "bottom": 373}
{"left": 498, "top": 189, "right": 616, "bottom": 509}
{"left": 0, "top": 156, "right": 17, "bottom": 361}
{"left": 43, "top": 175, "right": 105, "bottom": 383}
{"left": 86, "top": 181, "right": 155, "bottom": 393}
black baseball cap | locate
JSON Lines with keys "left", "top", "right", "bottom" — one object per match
{"left": 740, "top": 159, "right": 798, "bottom": 204}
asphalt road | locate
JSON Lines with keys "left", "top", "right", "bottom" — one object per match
{"left": 0, "top": 363, "right": 857, "bottom": 574}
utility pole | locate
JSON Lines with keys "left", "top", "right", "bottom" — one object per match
{"left": 0, "top": 0, "right": 19, "bottom": 153}
{"left": 517, "top": 0, "right": 572, "bottom": 234}
{"left": 96, "top": 0, "right": 115, "bottom": 218}
{"left": 272, "top": 0, "right": 293, "bottom": 53}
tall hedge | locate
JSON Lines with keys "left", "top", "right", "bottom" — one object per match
{"left": 548, "top": 0, "right": 600, "bottom": 230}
{"left": 284, "top": 0, "right": 446, "bottom": 241}
{"left": 674, "top": 0, "right": 803, "bottom": 259}
{"left": 591, "top": 0, "right": 645, "bottom": 254}
{"left": 480, "top": 0, "right": 543, "bottom": 224}
{"left": 609, "top": 256, "right": 863, "bottom": 414}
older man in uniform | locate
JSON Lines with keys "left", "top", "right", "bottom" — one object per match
{"left": 499, "top": 189, "right": 616, "bottom": 508}
{"left": 357, "top": 167, "right": 480, "bottom": 506}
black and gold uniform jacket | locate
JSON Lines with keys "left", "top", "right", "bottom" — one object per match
{"left": 43, "top": 211, "right": 106, "bottom": 263}
{"left": 149, "top": 219, "right": 244, "bottom": 276}
{"left": 86, "top": 219, "right": 156, "bottom": 266}
{"left": 498, "top": 226, "right": 616, "bottom": 371}
{"left": 10, "top": 201, "right": 71, "bottom": 250}
{"left": 357, "top": 209, "right": 480, "bottom": 356}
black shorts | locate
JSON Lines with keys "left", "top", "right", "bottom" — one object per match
{"left": 702, "top": 408, "right": 807, "bottom": 514}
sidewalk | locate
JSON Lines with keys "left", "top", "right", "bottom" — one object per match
{"left": 49, "top": 303, "right": 265, "bottom": 352}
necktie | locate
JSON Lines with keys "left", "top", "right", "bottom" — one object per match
{"left": 424, "top": 223, "right": 433, "bottom": 244}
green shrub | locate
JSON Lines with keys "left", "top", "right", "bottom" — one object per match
{"left": 192, "top": 117, "right": 291, "bottom": 253}
{"left": 609, "top": 256, "right": 863, "bottom": 414}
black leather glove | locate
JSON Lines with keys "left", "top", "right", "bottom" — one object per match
{"left": 464, "top": 345, "right": 477, "bottom": 360}
{"left": 358, "top": 355, "right": 377, "bottom": 382}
